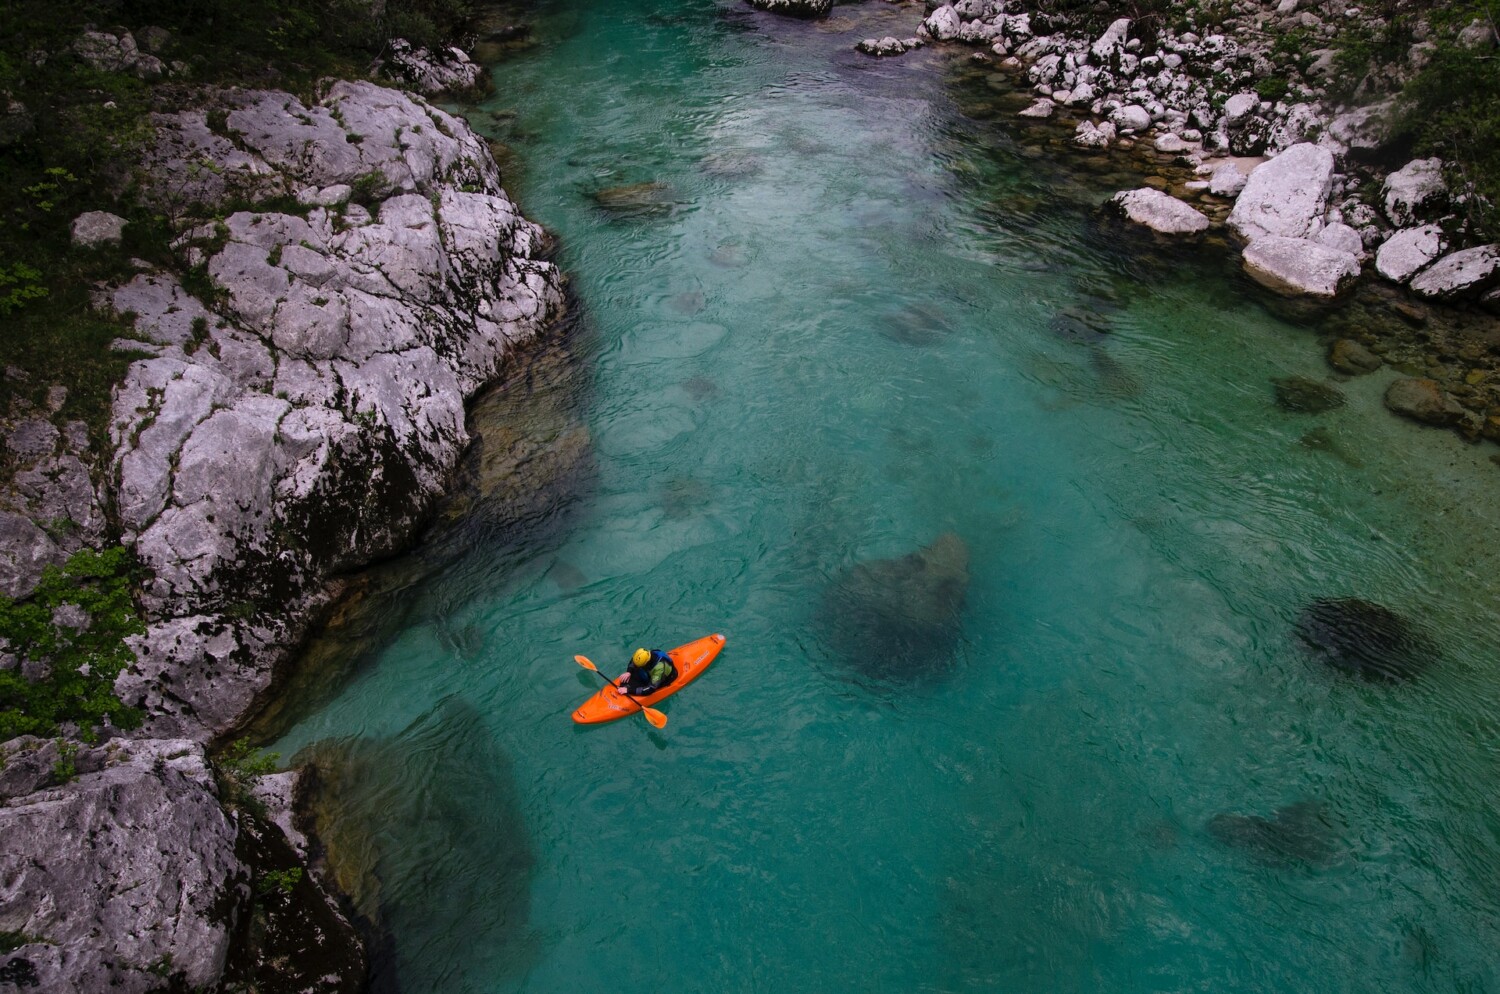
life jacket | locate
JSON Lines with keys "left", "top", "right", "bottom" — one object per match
{"left": 646, "top": 652, "right": 676, "bottom": 686}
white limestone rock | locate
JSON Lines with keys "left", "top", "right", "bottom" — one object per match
{"left": 1018, "top": 98, "right": 1055, "bottom": 118}
{"left": 922, "top": 4, "right": 963, "bottom": 38}
{"left": 1317, "top": 221, "right": 1365, "bottom": 259}
{"left": 71, "top": 210, "right": 127, "bottom": 248}
{"left": 0, "top": 740, "right": 245, "bottom": 992}
{"left": 1110, "top": 104, "right": 1152, "bottom": 133}
{"left": 1209, "top": 161, "right": 1248, "bottom": 197}
{"left": 1382, "top": 157, "right": 1447, "bottom": 227}
{"left": 1228, "top": 143, "right": 1335, "bottom": 243}
{"left": 1242, "top": 235, "right": 1361, "bottom": 298}
{"left": 377, "top": 38, "right": 483, "bottom": 95}
{"left": 1091, "top": 18, "right": 1132, "bottom": 61}
{"left": 1109, "top": 188, "right": 1211, "bottom": 236}
{"left": 1408, "top": 245, "right": 1500, "bottom": 300}
{"left": 1374, "top": 224, "right": 1447, "bottom": 283}
{"left": 111, "top": 80, "right": 564, "bottom": 738}
{"left": 1075, "top": 119, "right": 1116, "bottom": 148}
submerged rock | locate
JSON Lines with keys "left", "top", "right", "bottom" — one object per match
{"left": 590, "top": 181, "right": 678, "bottom": 219}
{"left": 1298, "top": 427, "right": 1363, "bottom": 468}
{"left": 819, "top": 532, "right": 971, "bottom": 680}
{"left": 1294, "top": 597, "right": 1431, "bottom": 681}
{"left": 297, "top": 698, "right": 536, "bottom": 990}
{"left": 1048, "top": 306, "right": 1112, "bottom": 343}
{"left": 880, "top": 301, "right": 952, "bottom": 346}
{"left": 1327, "top": 338, "right": 1381, "bottom": 375}
{"left": 747, "top": 0, "right": 832, "bottom": 17}
{"left": 1272, "top": 375, "right": 1345, "bottom": 413}
{"left": 1383, "top": 378, "right": 1470, "bottom": 429}
{"left": 1207, "top": 800, "right": 1335, "bottom": 867}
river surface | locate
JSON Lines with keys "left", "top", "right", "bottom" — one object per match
{"left": 270, "top": 2, "right": 1500, "bottom": 990}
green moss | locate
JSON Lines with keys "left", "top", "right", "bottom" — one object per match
{"left": 0, "top": 547, "right": 145, "bottom": 743}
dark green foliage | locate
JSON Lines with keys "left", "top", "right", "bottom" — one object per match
{"left": 0, "top": 547, "right": 145, "bottom": 743}
{"left": 1393, "top": 28, "right": 1500, "bottom": 237}
{"left": 51, "top": 738, "right": 80, "bottom": 783}
{"left": 214, "top": 737, "right": 281, "bottom": 814}
{"left": 256, "top": 867, "right": 304, "bottom": 896}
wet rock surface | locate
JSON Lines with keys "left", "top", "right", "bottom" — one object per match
{"left": 1384, "top": 377, "right": 1471, "bottom": 430}
{"left": 1294, "top": 597, "right": 1431, "bottom": 682}
{"left": 1272, "top": 376, "right": 1345, "bottom": 413}
{"left": 295, "top": 697, "right": 536, "bottom": 992}
{"left": 819, "top": 532, "right": 971, "bottom": 681}
{"left": 1208, "top": 800, "right": 1335, "bottom": 867}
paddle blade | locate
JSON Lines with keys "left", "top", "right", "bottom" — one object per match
{"left": 573, "top": 654, "right": 599, "bottom": 672}
{"left": 641, "top": 706, "right": 668, "bottom": 729}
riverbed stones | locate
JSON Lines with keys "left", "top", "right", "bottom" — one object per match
{"left": 1227, "top": 143, "right": 1335, "bottom": 243}
{"left": 1208, "top": 800, "right": 1334, "bottom": 867}
{"left": 819, "top": 532, "right": 970, "bottom": 680}
{"left": 1383, "top": 377, "right": 1470, "bottom": 428}
{"left": 1294, "top": 596, "right": 1430, "bottom": 681}
{"left": 749, "top": 0, "right": 833, "bottom": 18}
{"left": 1327, "top": 338, "right": 1381, "bottom": 375}
{"left": 1273, "top": 375, "right": 1345, "bottom": 413}
{"left": 1108, "top": 188, "right": 1209, "bottom": 236}
{"left": 1208, "top": 161, "right": 1248, "bottom": 197}
{"left": 1018, "top": 97, "right": 1054, "bottom": 118}
{"left": 1375, "top": 224, "right": 1447, "bottom": 284}
{"left": 1241, "top": 235, "right": 1360, "bottom": 299}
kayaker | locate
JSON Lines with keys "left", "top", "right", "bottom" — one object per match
{"left": 618, "top": 647, "right": 677, "bottom": 696}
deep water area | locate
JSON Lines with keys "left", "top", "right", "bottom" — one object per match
{"left": 268, "top": 1, "right": 1500, "bottom": 990}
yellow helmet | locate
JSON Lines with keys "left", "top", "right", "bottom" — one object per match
{"left": 632, "top": 648, "right": 651, "bottom": 666}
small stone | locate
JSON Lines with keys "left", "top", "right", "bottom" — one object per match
{"left": 1327, "top": 338, "right": 1381, "bottom": 375}
{"left": 71, "top": 211, "right": 127, "bottom": 249}
{"left": 1273, "top": 375, "right": 1346, "bottom": 413}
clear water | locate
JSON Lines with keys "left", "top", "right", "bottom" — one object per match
{"left": 270, "top": 2, "right": 1500, "bottom": 991}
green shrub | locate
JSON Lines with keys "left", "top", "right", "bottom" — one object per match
{"left": 0, "top": 547, "right": 145, "bottom": 743}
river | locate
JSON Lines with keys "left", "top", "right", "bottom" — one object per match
{"left": 267, "top": 1, "right": 1500, "bottom": 990}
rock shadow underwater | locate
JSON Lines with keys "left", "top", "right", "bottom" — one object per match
{"left": 1207, "top": 800, "right": 1337, "bottom": 869}
{"left": 816, "top": 531, "right": 971, "bottom": 686}
{"left": 296, "top": 697, "right": 538, "bottom": 993}
{"left": 1294, "top": 596, "right": 1434, "bottom": 683}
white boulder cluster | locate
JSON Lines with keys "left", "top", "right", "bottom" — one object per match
{"left": 905, "top": 0, "right": 1500, "bottom": 305}
{"left": 1, "top": 80, "right": 562, "bottom": 992}
{"left": 376, "top": 36, "right": 485, "bottom": 95}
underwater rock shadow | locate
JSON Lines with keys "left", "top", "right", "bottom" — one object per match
{"left": 296, "top": 696, "right": 538, "bottom": 993}
{"left": 1207, "top": 800, "right": 1337, "bottom": 869}
{"left": 816, "top": 532, "right": 971, "bottom": 686}
{"left": 1294, "top": 597, "right": 1434, "bottom": 683}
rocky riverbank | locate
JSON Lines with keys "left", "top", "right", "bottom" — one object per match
{"left": 0, "top": 44, "right": 563, "bottom": 991}
{"left": 759, "top": 0, "right": 1500, "bottom": 447}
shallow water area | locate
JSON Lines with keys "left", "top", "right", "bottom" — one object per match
{"left": 271, "top": 2, "right": 1500, "bottom": 991}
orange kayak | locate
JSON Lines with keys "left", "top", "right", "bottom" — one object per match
{"left": 571, "top": 633, "right": 726, "bottom": 724}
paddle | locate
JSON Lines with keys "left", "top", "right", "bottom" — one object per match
{"left": 574, "top": 655, "right": 668, "bottom": 729}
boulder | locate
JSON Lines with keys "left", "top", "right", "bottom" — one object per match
{"left": 1242, "top": 235, "right": 1360, "bottom": 298}
{"left": 1154, "top": 132, "right": 1192, "bottom": 153}
{"left": 922, "top": 3, "right": 962, "bottom": 37}
{"left": 1091, "top": 18, "right": 1132, "bottom": 61}
{"left": 1228, "top": 143, "right": 1335, "bottom": 243}
{"left": 70, "top": 210, "right": 127, "bottom": 248}
{"left": 1382, "top": 157, "right": 1446, "bottom": 227}
{"left": 1209, "top": 161, "right": 1248, "bottom": 197}
{"left": 1017, "top": 98, "right": 1054, "bottom": 118}
{"left": 749, "top": 0, "right": 832, "bottom": 15}
{"left": 0, "top": 740, "right": 244, "bottom": 992}
{"left": 857, "top": 37, "right": 910, "bottom": 56}
{"left": 1374, "top": 224, "right": 1446, "bottom": 283}
{"left": 1110, "top": 104, "right": 1152, "bottom": 133}
{"left": 1294, "top": 596, "right": 1431, "bottom": 681}
{"left": 1383, "top": 377, "right": 1470, "bottom": 428}
{"left": 1408, "top": 244, "right": 1500, "bottom": 300}
{"left": 1075, "top": 119, "right": 1116, "bottom": 148}
{"left": 1108, "top": 188, "right": 1210, "bottom": 236}
{"left": 1327, "top": 338, "right": 1381, "bottom": 375}
{"left": 377, "top": 38, "right": 483, "bottom": 95}
{"left": 818, "top": 533, "right": 971, "bottom": 681}
{"left": 1316, "top": 222, "right": 1364, "bottom": 258}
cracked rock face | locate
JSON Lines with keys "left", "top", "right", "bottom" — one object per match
{"left": 0, "top": 414, "right": 107, "bottom": 599}
{"left": 109, "top": 80, "right": 563, "bottom": 740}
{"left": 0, "top": 739, "right": 245, "bottom": 992}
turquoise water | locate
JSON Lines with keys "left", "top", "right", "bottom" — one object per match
{"left": 271, "top": 2, "right": 1500, "bottom": 991}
